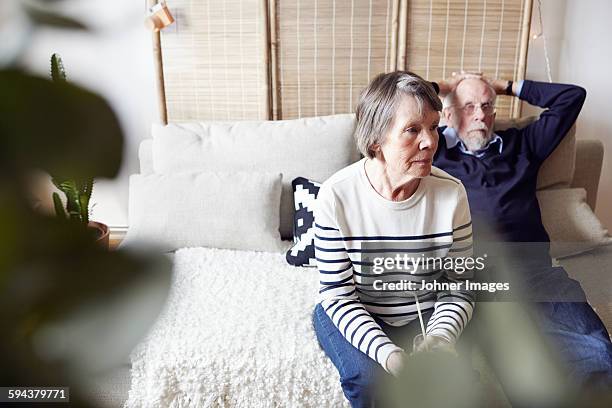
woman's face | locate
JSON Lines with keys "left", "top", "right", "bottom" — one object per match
{"left": 376, "top": 96, "right": 440, "bottom": 179}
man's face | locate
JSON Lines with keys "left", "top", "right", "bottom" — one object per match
{"left": 445, "top": 79, "right": 496, "bottom": 152}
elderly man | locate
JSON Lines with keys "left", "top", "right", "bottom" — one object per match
{"left": 431, "top": 74, "right": 612, "bottom": 387}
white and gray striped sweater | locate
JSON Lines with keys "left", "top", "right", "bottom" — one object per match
{"left": 315, "top": 158, "right": 474, "bottom": 372}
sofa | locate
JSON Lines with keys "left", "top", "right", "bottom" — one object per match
{"left": 83, "top": 114, "right": 611, "bottom": 407}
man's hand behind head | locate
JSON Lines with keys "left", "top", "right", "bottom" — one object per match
{"left": 438, "top": 70, "right": 483, "bottom": 96}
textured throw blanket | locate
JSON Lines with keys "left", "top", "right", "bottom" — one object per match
{"left": 125, "top": 247, "right": 349, "bottom": 407}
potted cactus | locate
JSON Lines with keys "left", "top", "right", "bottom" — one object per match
{"left": 49, "top": 53, "right": 110, "bottom": 248}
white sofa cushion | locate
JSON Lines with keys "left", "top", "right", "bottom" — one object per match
{"left": 536, "top": 125, "right": 576, "bottom": 190}
{"left": 124, "top": 171, "right": 284, "bottom": 252}
{"left": 537, "top": 188, "right": 612, "bottom": 258}
{"left": 138, "top": 139, "right": 154, "bottom": 175}
{"left": 150, "top": 114, "right": 360, "bottom": 239}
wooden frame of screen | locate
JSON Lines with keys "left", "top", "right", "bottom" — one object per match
{"left": 515, "top": 0, "right": 533, "bottom": 117}
{"left": 148, "top": 0, "right": 169, "bottom": 125}
{"left": 150, "top": 0, "right": 534, "bottom": 123}
{"left": 268, "top": 0, "right": 281, "bottom": 120}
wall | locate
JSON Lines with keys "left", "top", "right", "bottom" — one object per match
{"left": 559, "top": 0, "right": 612, "bottom": 228}
{"left": 19, "top": 0, "right": 158, "bottom": 229}
{"left": 17, "top": 0, "right": 611, "bottom": 230}
{"left": 525, "top": 0, "right": 611, "bottom": 228}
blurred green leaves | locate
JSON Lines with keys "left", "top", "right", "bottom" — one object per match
{"left": 0, "top": 9, "right": 170, "bottom": 404}
{"left": 0, "top": 70, "right": 123, "bottom": 181}
{"left": 0, "top": 68, "right": 171, "bottom": 402}
{"left": 381, "top": 351, "right": 479, "bottom": 408}
{"left": 23, "top": 5, "right": 87, "bottom": 30}
{"left": 22, "top": 0, "right": 89, "bottom": 31}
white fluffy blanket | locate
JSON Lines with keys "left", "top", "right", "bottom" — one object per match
{"left": 125, "top": 247, "right": 349, "bottom": 407}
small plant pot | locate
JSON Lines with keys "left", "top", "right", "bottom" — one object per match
{"left": 89, "top": 221, "right": 110, "bottom": 250}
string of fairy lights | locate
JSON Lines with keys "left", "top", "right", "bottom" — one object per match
{"left": 531, "top": 0, "right": 553, "bottom": 82}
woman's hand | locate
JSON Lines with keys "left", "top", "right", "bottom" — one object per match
{"left": 412, "top": 334, "right": 457, "bottom": 355}
{"left": 386, "top": 350, "right": 405, "bottom": 377}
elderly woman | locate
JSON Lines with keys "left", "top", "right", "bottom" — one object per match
{"left": 312, "top": 71, "right": 474, "bottom": 407}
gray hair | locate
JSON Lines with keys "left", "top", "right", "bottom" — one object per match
{"left": 355, "top": 71, "right": 442, "bottom": 158}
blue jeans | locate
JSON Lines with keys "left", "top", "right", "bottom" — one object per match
{"left": 480, "top": 258, "right": 612, "bottom": 388}
{"left": 314, "top": 290, "right": 612, "bottom": 408}
{"left": 312, "top": 303, "right": 431, "bottom": 408}
{"left": 463, "top": 265, "right": 612, "bottom": 398}
{"left": 527, "top": 266, "right": 612, "bottom": 387}
{"left": 533, "top": 301, "right": 612, "bottom": 387}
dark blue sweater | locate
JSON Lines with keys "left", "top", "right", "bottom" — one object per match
{"left": 433, "top": 80, "right": 587, "bottom": 243}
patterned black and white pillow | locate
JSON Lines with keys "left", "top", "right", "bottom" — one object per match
{"left": 286, "top": 177, "right": 321, "bottom": 267}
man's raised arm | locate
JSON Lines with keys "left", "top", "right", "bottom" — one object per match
{"left": 498, "top": 80, "right": 586, "bottom": 163}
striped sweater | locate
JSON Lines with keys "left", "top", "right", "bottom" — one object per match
{"left": 315, "top": 158, "right": 474, "bottom": 372}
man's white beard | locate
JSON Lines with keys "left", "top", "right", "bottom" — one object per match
{"left": 461, "top": 123, "right": 493, "bottom": 152}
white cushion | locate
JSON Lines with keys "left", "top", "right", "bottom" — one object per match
{"left": 537, "top": 188, "right": 612, "bottom": 258}
{"left": 536, "top": 125, "right": 575, "bottom": 190}
{"left": 142, "top": 119, "right": 575, "bottom": 191}
{"left": 124, "top": 172, "right": 284, "bottom": 252}
{"left": 151, "top": 114, "right": 360, "bottom": 239}
{"left": 138, "top": 139, "right": 154, "bottom": 175}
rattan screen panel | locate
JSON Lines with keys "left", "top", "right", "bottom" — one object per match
{"left": 154, "top": 0, "right": 531, "bottom": 122}
{"left": 276, "top": 0, "right": 530, "bottom": 120}
{"left": 160, "top": 0, "right": 269, "bottom": 121}
{"left": 276, "top": 0, "right": 399, "bottom": 119}
{"left": 405, "top": 0, "right": 529, "bottom": 119}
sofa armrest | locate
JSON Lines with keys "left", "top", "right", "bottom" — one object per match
{"left": 571, "top": 139, "right": 604, "bottom": 210}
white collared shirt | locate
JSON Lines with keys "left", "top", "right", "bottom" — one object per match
{"left": 442, "top": 127, "right": 504, "bottom": 158}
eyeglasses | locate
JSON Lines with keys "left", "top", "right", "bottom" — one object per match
{"left": 456, "top": 102, "right": 496, "bottom": 116}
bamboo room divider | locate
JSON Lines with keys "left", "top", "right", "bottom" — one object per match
{"left": 150, "top": 0, "right": 532, "bottom": 124}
